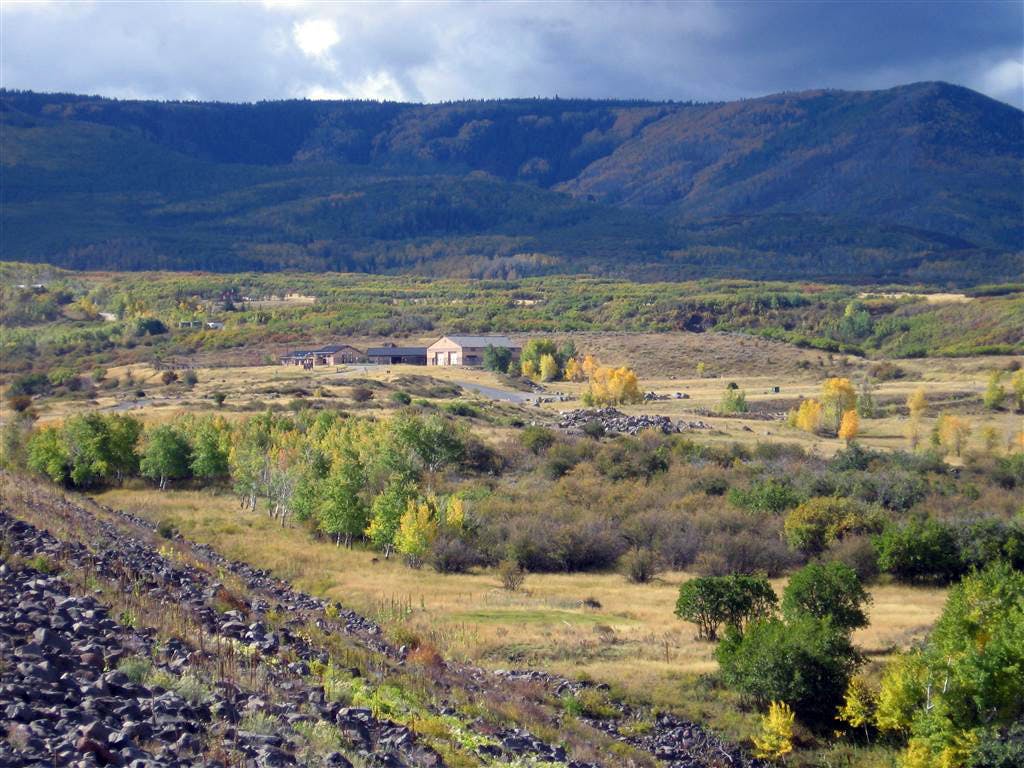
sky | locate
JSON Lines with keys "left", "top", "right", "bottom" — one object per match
{"left": 2, "top": 1, "right": 1022, "bottom": 108}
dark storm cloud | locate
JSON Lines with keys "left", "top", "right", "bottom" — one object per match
{"left": 2, "top": 1, "right": 1021, "bottom": 107}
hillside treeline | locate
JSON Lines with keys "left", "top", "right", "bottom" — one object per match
{"left": 3, "top": 84, "right": 1021, "bottom": 283}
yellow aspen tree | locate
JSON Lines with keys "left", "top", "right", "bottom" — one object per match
{"left": 444, "top": 495, "right": 465, "bottom": 531}
{"left": 839, "top": 677, "right": 877, "bottom": 742}
{"left": 521, "top": 358, "right": 537, "bottom": 379}
{"left": 753, "top": 701, "right": 795, "bottom": 761}
{"left": 539, "top": 353, "right": 559, "bottom": 382}
{"left": 907, "top": 387, "right": 927, "bottom": 418}
{"left": 795, "top": 398, "right": 822, "bottom": 433}
{"left": 394, "top": 498, "right": 438, "bottom": 567}
{"left": 906, "top": 387, "right": 927, "bottom": 449}
{"left": 980, "top": 426, "right": 1001, "bottom": 454}
{"left": 564, "top": 357, "right": 584, "bottom": 382}
{"left": 822, "top": 377, "right": 857, "bottom": 434}
{"left": 982, "top": 371, "right": 1006, "bottom": 410}
{"left": 838, "top": 409, "right": 859, "bottom": 443}
{"left": 938, "top": 414, "right": 972, "bottom": 457}
{"left": 581, "top": 354, "right": 598, "bottom": 378}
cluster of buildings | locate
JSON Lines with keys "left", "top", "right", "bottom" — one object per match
{"left": 279, "top": 335, "right": 521, "bottom": 369}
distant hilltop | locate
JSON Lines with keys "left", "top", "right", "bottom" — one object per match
{"left": 2, "top": 83, "right": 1022, "bottom": 285}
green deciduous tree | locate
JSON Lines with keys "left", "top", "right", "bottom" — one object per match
{"left": 674, "top": 574, "right": 777, "bottom": 641}
{"left": 782, "top": 561, "right": 871, "bottom": 631}
{"left": 482, "top": 344, "right": 512, "bottom": 373}
{"left": 366, "top": 477, "right": 417, "bottom": 558}
{"left": 874, "top": 518, "right": 963, "bottom": 583}
{"left": 188, "top": 416, "right": 231, "bottom": 480}
{"left": 139, "top": 425, "right": 192, "bottom": 490}
{"left": 27, "top": 426, "right": 70, "bottom": 484}
{"left": 318, "top": 441, "right": 368, "bottom": 547}
{"left": 876, "top": 563, "right": 1024, "bottom": 767}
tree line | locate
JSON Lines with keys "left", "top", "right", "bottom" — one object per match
{"left": 22, "top": 410, "right": 484, "bottom": 565}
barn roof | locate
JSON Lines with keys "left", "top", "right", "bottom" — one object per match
{"left": 314, "top": 343, "right": 361, "bottom": 354}
{"left": 436, "top": 335, "right": 519, "bottom": 348}
{"left": 366, "top": 347, "right": 427, "bottom": 356}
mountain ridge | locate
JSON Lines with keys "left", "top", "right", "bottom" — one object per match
{"left": 2, "top": 82, "right": 1021, "bottom": 284}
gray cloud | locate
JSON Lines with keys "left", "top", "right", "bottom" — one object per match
{"left": 2, "top": 0, "right": 1021, "bottom": 107}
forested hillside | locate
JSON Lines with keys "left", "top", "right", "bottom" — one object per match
{"left": 2, "top": 84, "right": 1021, "bottom": 284}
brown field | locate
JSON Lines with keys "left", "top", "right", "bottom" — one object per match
{"left": 20, "top": 331, "right": 1020, "bottom": 461}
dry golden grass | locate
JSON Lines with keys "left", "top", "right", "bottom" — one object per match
{"left": 92, "top": 485, "right": 947, "bottom": 719}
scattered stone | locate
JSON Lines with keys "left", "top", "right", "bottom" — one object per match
{"left": 557, "top": 407, "right": 711, "bottom": 435}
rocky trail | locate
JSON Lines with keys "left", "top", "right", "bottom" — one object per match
{"left": 0, "top": 476, "right": 759, "bottom": 768}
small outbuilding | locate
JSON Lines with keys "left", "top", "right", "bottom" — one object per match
{"left": 312, "top": 344, "right": 363, "bottom": 366}
{"left": 279, "top": 343, "right": 364, "bottom": 368}
{"left": 366, "top": 344, "right": 427, "bottom": 366}
{"left": 426, "top": 335, "right": 521, "bottom": 367}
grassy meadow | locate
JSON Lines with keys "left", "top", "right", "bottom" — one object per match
{"left": 92, "top": 483, "right": 948, "bottom": 745}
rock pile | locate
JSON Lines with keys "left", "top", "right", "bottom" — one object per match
{"left": 0, "top": 562, "right": 203, "bottom": 767}
{"left": 643, "top": 392, "right": 689, "bottom": 401}
{"left": 557, "top": 408, "right": 711, "bottom": 435}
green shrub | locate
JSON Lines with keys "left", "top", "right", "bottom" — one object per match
{"left": 117, "top": 656, "right": 152, "bottom": 684}
{"left": 716, "top": 613, "right": 860, "bottom": 727}
{"left": 544, "top": 443, "right": 584, "bottom": 479}
{"left": 728, "top": 479, "right": 802, "bottom": 515}
{"left": 621, "top": 548, "right": 660, "bottom": 584}
{"left": 874, "top": 518, "right": 963, "bottom": 583}
{"left": 719, "top": 387, "right": 749, "bottom": 414}
{"left": 783, "top": 497, "right": 868, "bottom": 555}
{"left": 595, "top": 437, "right": 668, "bottom": 481}
{"left": 7, "top": 373, "right": 51, "bottom": 397}
{"left": 156, "top": 519, "right": 176, "bottom": 539}
{"left": 47, "top": 367, "right": 77, "bottom": 387}
{"left": 782, "top": 561, "right": 871, "bottom": 631}
{"left": 390, "top": 391, "right": 412, "bottom": 405}
{"left": 442, "top": 401, "right": 479, "bottom": 417}
{"left": 521, "top": 425, "right": 556, "bottom": 455}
